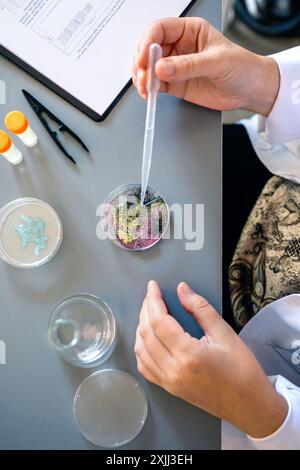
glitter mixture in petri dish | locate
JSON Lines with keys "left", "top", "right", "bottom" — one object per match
{"left": 105, "top": 185, "right": 169, "bottom": 251}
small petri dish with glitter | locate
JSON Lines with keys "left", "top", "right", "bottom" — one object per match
{"left": 103, "top": 184, "right": 169, "bottom": 251}
{"left": 0, "top": 197, "right": 63, "bottom": 268}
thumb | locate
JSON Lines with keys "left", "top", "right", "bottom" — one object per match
{"left": 177, "top": 282, "right": 223, "bottom": 335}
{"left": 156, "top": 52, "right": 214, "bottom": 82}
{"left": 146, "top": 280, "right": 168, "bottom": 315}
{"left": 147, "top": 279, "right": 163, "bottom": 299}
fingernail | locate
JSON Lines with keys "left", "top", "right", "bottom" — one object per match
{"left": 181, "top": 282, "right": 193, "bottom": 295}
{"left": 148, "top": 280, "right": 156, "bottom": 293}
{"left": 161, "top": 58, "right": 175, "bottom": 77}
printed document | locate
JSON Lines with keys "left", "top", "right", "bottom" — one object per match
{"left": 0, "top": 0, "right": 192, "bottom": 117}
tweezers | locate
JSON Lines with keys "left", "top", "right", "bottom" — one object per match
{"left": 22, "top": 89, "right": 89, "bottom": 165}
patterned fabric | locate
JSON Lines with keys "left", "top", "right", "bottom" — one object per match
{"left": 229, "top": 176, "right": 300, "bottom": 328}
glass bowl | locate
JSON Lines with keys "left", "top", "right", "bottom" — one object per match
{"left": 48, "top": 294, "right": 116, "bottom": 368}
{"left": 103, "top": 184, "right": 169, "bottom": 251}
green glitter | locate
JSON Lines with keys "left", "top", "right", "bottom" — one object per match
{"left": 15, "top": 215, "right": 49, "bottom": 256}
{"left": 112, "top": 197, "right": 167, "bottom": 248}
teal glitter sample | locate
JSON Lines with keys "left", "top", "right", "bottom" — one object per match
{"left": 15, "top": 215, "right": 49, "bottom": 256}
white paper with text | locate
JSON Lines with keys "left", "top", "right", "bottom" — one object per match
{"left": 0, "top": 0, "right": 192, "bottom": 116}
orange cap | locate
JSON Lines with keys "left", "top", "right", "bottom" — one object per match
{"left": 5, "top": 111, "right": 29, "bottom": 134}
{"left": 0, "top": 130, "right": 12, "bottom": 154}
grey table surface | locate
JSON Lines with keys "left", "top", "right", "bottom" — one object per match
{"left": 0, "top": 0, "right": 221, "bottom": 450}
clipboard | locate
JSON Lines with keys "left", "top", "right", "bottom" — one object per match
{"left": 0, "top": 0, "right": 197, "bottom": 122}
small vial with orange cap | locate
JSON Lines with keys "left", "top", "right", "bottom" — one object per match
{"left": 0, "top": 130, "right": 23, "bottom": 165}
{"left": 5, "top": 111, "right": 38, "bottom": 147}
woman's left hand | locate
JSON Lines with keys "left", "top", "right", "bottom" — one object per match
{"left": 135, "top": 280, "right": 288, "bottom": 438}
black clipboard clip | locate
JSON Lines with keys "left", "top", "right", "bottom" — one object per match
{"left": 22, "top": 89, "right": 89, "bottom": 165}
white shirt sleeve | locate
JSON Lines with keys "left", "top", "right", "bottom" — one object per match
{"left": 241, "top": 46, "right": 300, "bottom": 185}
{"left": 247, "top": 375, "right": 300, "bottom": 450}
{"left": 258, "top": 46, "right": 300, "bottom": 144}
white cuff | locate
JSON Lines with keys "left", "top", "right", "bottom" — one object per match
{"left": 247, "top": 376, "right": 300, "bottom": 450}
{"left": 241, "top": 115, "right": 300, "bottom": 184}
{"left": 258, "top": 46, "right": 300, "bottom": 144}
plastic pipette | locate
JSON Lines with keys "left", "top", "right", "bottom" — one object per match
{"left": 140, "top": 43, "right": 163, "bottom": 205}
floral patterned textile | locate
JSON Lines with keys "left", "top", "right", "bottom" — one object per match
{"left": 230, "top": 176, "right": 300, "bottom": 328}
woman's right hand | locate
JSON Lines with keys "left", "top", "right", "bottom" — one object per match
{"left": 133, "top": 17, "right": 280, "bottom": 116}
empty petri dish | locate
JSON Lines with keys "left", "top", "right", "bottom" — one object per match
{"left": 73, "top": 369, "right": 148, "bottom": 448}
{"left": 48, "top": 294, "right": 116, "bottom": 368}
{"left": 103, "top": 184, "right": 169, "bottom": 251}
{"left": 0, "top": 197, "right": 63, "bottom": 268}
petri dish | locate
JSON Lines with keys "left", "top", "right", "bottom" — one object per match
{"left": 103, "top": 184, "right": 169, "bottom": 251}
{"left": 0, "top": 197, "right": 63, "bottom": 268}
{"left": 48, "top": 294, "right": 116, "bottom": 368}
{"left": 73, "top": 369, "right": 148, "bottom": 448}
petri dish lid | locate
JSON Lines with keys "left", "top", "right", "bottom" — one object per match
{"left": 73, "top": 369, "right": 148, "bottom": 448}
